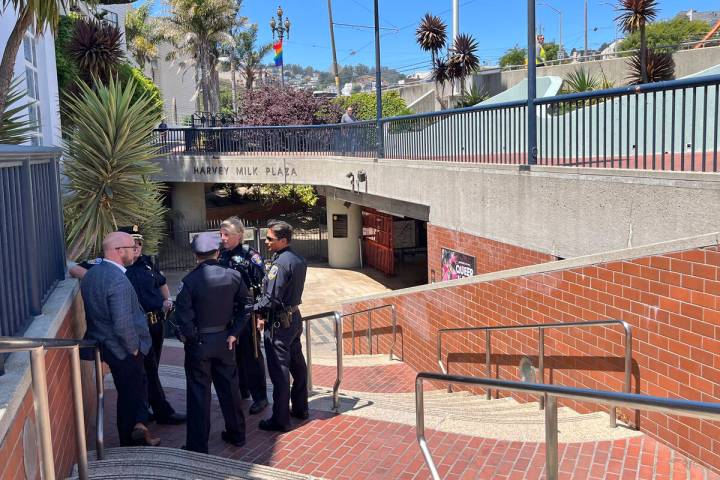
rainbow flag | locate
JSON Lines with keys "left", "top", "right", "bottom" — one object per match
{"left": 273, "top": 39, "right": 283, "bottom": 67}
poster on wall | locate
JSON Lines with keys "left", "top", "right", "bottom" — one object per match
{"left": 440, "top": 248, "right": 476, "bottom": 281}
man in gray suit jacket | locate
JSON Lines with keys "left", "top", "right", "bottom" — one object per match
{"left": 81, "top": 232, "right": 160, "bottom": 446}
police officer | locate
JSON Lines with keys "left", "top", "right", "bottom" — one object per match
{"left": 254, "top": 220, "right": 308, "bottom": 432}
{"left": 174, "top": 232, "right": 252, "bottom": 453}
{"left": 218, "top": 217, "right": 269, "bottom": 415}
{"left": 69, "top": 225, "right": 185, "bottom": 426}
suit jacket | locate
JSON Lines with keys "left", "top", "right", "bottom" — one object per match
{"left": 80, "top": 260, "right": 151, "bottom": 359}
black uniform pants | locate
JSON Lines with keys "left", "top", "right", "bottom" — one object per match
{"left": 147, "top": 312, "right": 165, "bottom": 364}
{"left": 184, "top": 331, "right": 245, "bottom": 453}
{"left": 143, "top": 312, "right": 175, "bottom": 420}
{"left": 236, "top": 318, "right": 267, "bottom": 402}
{"left": 264, "top": 313, "right": 308, "bottom": 429}
{"left": 103, "top": 347, "right": 147, "bottom": 446}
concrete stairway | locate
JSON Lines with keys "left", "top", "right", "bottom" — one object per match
{"left": 68, "top": 447, "right": 324, "bottom": 480}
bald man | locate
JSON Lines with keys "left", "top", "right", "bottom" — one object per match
{"left": 80, "top": 232, "right": 160, "bottom": 447}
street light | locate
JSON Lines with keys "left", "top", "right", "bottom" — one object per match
{"left": 539, "top": 2, "right": 563, "bottom": 60}
{"left": 270, "top": 5, "right": 291, "bottom": 85}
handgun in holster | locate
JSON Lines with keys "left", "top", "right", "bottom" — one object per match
{"left": 166, "top": 306, "right": 196, "bottom": 344}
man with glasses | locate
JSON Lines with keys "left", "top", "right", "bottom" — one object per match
{"left": 79, "top": 232, "right": 160, "bottom": 446}
{"left": 70, "top": 226, "right": 185, "bottom": 426}
{"left": 249, "top": 220, "right": 308, "bottom": 432}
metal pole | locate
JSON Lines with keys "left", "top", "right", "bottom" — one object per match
{"left": 94, "top": 348, "right": 105, "bottom": 460}
{"left": 70, "top": 346, "right": 89, "bottom": 480}
{"left": 545, "top": 395, "right": 559, "bottom": 480}
{"left": 485, "top": 331, "right": 492, "bottom": 400}
{"left": 584, "top": 0, "right": 588, "bottom": 57}
{"left": 389, "top": 305, "right": 396, "bottom": 361}
{"left": 373, "top": 0, "right": 384, "bottom": 158}
{"left": 333, "top": 312, "right": 343, "bottom": 412}
{"left": 305, "top": 319, "right": 313, "bottom": 395}
{"left": 367, "top": 311, "right": 372, "bottom": 355}
{"left": 327, "top": 0, "right": 341, "bottom": 96}
{"left": 527, "top": 0, "right": 538, "bottom": 165}
{"left": 21, "top": 158, "right": 41, "bottom": 315}
{"left": 452, "top": 0, "right": 460, "bottom": 96}
{"left": 30, "top": 347, "right": 55, "bottom": 480}
{"left": 416, "top": 377, "right": 441, "bottom": 480}
{"left": 539, "top": 327, "right": 545, "bottom": 410}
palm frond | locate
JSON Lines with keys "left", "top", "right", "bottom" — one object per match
{"left": 615, "top": 0, "right": 658, "bottom": 34}
{"left": 416, "top": 13, "right": 447, "bottom": 54}
{"left": 626, "top": 48, "right": 674, "bottom": 84}
{"left": 0, "top": 77, "right": 36, "bottom": 144}
{"left": 448, "top": 33, "right": 480, "bottom": 78}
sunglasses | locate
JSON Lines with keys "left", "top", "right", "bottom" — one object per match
{"left": 265, "top": 236, "right": 278, "bottom": 241}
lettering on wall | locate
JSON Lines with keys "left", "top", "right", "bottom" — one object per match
{"left": 192, "top": 164, "right": 298, "bottom": 177}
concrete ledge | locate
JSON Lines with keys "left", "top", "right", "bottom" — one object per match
{"left": 344, "top": 231, "right": 720, "bottom": 304}
{"left": 0, "top": 276, "right": 80, "bottom": 445}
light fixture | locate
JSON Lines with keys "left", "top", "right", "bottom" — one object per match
{"left": 357, "top": 170, "right": 367, "bottom": 183}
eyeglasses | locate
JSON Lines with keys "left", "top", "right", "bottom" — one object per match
{"left": 265, "top": 236, "right": 278, "bottom": 242}
{"left": 116, "top": 245, "right": 138, "bottom": 251}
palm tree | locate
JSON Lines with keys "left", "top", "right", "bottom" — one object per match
{"left": 416, "top": 13, "right": 447, "bottom": 65}
{"left": 627, "top": 48, "right": 674, "bottom": 84}
{"left": 615, "top": 0, "right": 658, "bottom": 84}
{"left": 69, "top": 18, "right": 125, "bottom": 84}
{"left": 0, "top": 77, "right": 35, "bottom": 144}
{"left": 62, "top": 76, "right": 166, "bottom": 259}
{"left": 448, "top": 33, "right": 480, "bottom": 94}
{"left": 125, "top": 1, "right": 163, "bottom": 81}
{"left": 219, "top": 25, "right": 271, "bottom": 112}
{"left": 160, "top": 0, "right": 243, "bottom": 112}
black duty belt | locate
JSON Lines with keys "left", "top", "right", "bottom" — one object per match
{"left": 146, "top": 310, "right": 163, "bottom": 325}
{"left": 198, "top": 325, "right": 229, "bottom": 334}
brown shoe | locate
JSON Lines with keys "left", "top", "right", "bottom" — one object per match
{"left": 131, "top": 424, "right": 161, "bottom": 446}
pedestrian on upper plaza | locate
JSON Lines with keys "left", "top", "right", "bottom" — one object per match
{"left": 340, "top": 106, "right": 357, "bottom": 154}
{"left": 536, "top": 34, "right": 547, "bottom": 66}
{"left": 341, "top": 106, "right": 356, "bottom": 124}
{"left": 79, "top": 232, "right": 160, "bottom": 447}
{"left": 70, "top": 226, "right": 186, "bottom": 427}
{"left": 174, "top": 232, "right": 252, "bottom": 453}
{"left": 218, "top": 217, "right": 269, "bottom": 416}
{"left": 254, "top": 220, "right": 309, "bottom": 433}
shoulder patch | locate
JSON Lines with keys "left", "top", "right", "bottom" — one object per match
{"left": 88, "top": 258, "right": 102, "bottom": 265}
{"left": 176, "top": 282, "right": 184, "bottom": 295}
{"left": 251, "top": 253, "right": 263, "bottom": 266}
{"left": 268, "top": 265, "right": 279, "bottom": 280}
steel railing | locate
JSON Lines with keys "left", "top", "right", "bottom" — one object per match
{"left": 343, "top": 304, "right": 400, "bottom": 360}
{"left": 302, "top": 311, "right": 343, "bottom": 411}
{"left": 0, "top": 146, "right": 66, "bottom": 339}
{"left": 437, "top": 319, "right": 631, "bottom": 427}
{"left": 0, "top": 337, "right": 105, "bottom": 480}
{"left": 416, "top": 372, "right": 720, "bottom": 480}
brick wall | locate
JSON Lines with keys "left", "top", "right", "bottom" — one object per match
{"left": 427, "top": 224, "right": 557, "bottom": 282}
{"left": 343, "top": 243, "right": 720, "bottom": 473}
{"left": 0, "top": 292, "right": 94, "bottom": 480}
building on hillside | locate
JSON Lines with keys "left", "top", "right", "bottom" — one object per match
{"left": 677, "top": 9, "right": 720, "bottom": 25}
{"left": 0, "top": 4, "right": 61, "bottom": 146}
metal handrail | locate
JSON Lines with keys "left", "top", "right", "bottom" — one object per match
{"left": 0, "top": 337, "right": 105, "bottom": 480}
{"left": 342, "top": 304, "right": 399, "bottom": 360}
{"left": 437, "top": 319, "right": 631, "bottom": 427}
{"left": 416, "top": 372, "right": 720, "bottom": 480}
{"left": 302, "top": 311, "right": 343, "bottom": 411}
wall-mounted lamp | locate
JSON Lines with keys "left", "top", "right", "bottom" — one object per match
{"left": 343, "top": 201, "right": 352, "bottom": 208}
{"left": 357, "top": 170, "right": 367, "bottom": 183}
{"left": 346, "top": 172, "right": 355, "bottom": 192}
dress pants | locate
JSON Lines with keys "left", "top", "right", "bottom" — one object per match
{"left": 103, "top": 347, "right": 147, "bottom": 446}
{"left": 263, "top": 312, "right": 308, "bottom": 430}
{"left": 236, "top": 319, "right": 268, "bottom": 403}
{"left": 184, "top": 331, "right": 245, "bottom": 453}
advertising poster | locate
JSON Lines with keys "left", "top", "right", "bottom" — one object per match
{"left": 440, "top": 248, "right": 476, "bottom": 281}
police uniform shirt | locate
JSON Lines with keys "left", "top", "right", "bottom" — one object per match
{"left": 253, "top": 247, "right": 307, "bottom": 315}
{"left": 174, "top": 259, "right": 253, "bottom": 340}
{"left": 218, "top": 244, "right": 265, "bottom": 296}
{"left": 125, "top": 255, "right": 167, "bottom": 313}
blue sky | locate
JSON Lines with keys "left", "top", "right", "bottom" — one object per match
{"left": 156, "top": 1, "right": 720, "bottom": 73}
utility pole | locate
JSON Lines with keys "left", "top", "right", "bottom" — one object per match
{"left": 584, "top": 0, "right": 588, "bottom": 57}
{"left": 373, "top": 0, "right": 383, "bottom": 158}
{"left": 327, "top": 0, "right": 341, "bottom": 95}
{"left": 452, "top": 0, "right": 459, "bottom": 95}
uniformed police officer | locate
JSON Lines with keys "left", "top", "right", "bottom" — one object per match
{"left": 254, "top": 220, "right": 309, "bottom": 432}
{"left": 174, "top": 232, "right": 252, "bottom": 453}
{"left": 218, "top": 217, "right": 269, "bottom": 415}
{"left": 69, "top": 225, "right": 185, "bottom": 426}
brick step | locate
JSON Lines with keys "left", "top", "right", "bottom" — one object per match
{"left": 68, "top": 446, "right": 323, "bottom": 480}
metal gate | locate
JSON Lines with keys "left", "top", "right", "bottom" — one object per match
{"left": 362, "top": 209, "right": 394, "bottom": 276}
{"left": 157, "top": 217, "right": 327, "bottom": 271}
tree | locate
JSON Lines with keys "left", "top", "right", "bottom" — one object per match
{"left": 160, "top": 0, "right": 243, "bottom": 112}
{"left": 626, "top": 48, "right": 674, "bottom": 84}
{"left": 448, "top": 33, "right": 480, "bottom": 93}
{"left": 125, "top": 1, "right": 163, "bottom": 81}
{"left": 63, "top": 76, "right": 166, "bottom": 259}
{"left": 69, "top": 18, "right": 125, "bottom": 84}
{"left": 499, "top": 47, "right": 526, "bottom": 68}
{"left": 240, "top": 85, "right": 340, "bottom": 125}
{"left": 222, "top": 24, "right": 272, "bottom": 103}
{"left": 0, "top": 77, "right": 34, "bottom": 144}
{"left": 543, "top": 42, "right": 560, "bottom": 61}
{"left": 334, "top": 91, "right": 412, "bottom": 120}
{"left": 416, "top": 13, "right": 447, "bottom": 108}
{"left": 615, "top": 0, "right": 658, "bottom": 84}
{"left": 617, "top": 17, "right": 710, "bottom": 52}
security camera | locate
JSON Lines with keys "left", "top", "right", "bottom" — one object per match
{"left": 357, "top": 170, "right": 367, "bottom": 182}
{"left": 346, "top": 172, "right": 354, "bottom": 179}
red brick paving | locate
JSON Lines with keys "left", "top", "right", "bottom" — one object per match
{"left": 97, "top": 344, "right": 720, "bottom": 479}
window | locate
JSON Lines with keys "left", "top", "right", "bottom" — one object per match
{"left": 23, "top": 34, "right": 42, "bottom": 145}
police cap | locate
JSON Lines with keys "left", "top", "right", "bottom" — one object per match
{"left": 191, "top": 232, "right": 220, "bottom": 255}
{"left": 117, "top": 225, "right": 143, "bottom": 241}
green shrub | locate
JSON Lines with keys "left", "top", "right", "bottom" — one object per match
{"left": 118, "top": 63, "right": 163, "bottom": 120}
{"left": 333, "top": 91, "right": 412, "bottom": 120}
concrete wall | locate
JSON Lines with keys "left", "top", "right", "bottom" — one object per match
{"left": 169, "top": 182, "right": 206, "bottom": 226}
{"left": 474, "top": 45, "right": 720, "bottom": 98}
{"left": 152, "top": 155, "right": 720, "bottom": 260}
{"left": 153, "top": 43, "right": 198, "bottom": 125}
{"left": 326, "top": 199, "right": 362, "bottom": 268}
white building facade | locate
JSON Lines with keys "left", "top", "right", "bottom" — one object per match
{"left": 0, "top": 5, "right": 62, "bottom": 146}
